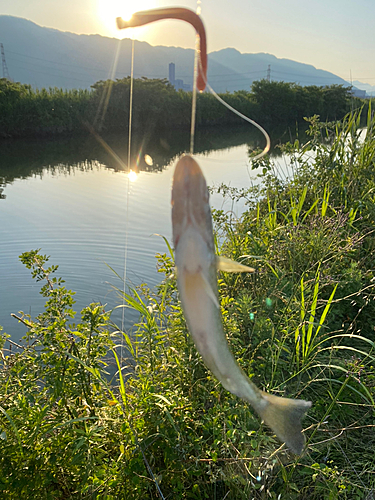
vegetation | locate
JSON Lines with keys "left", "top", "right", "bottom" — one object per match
{"left": 0, "top": 79, "right": 91, "bottom": 137}
{"left": 0, "top": 76, "right": 369, "bottom": 138}
{"left": 1, "top": 108, "right": 375, "bottom": 498}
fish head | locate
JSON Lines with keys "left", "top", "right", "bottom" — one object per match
{"left": 171, "top": 155, "right": 214, "bottom": 252}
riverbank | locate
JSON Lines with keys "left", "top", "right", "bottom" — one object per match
{"left": 1, "top": 109, "right": 375, "bottom": 498}
{"left": 0, "top": 77, "right": 368, "bottom": 139}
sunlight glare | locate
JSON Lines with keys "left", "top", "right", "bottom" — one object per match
{"left": 97, "top": 0, "right": 159, "bottom": 38}
{"left": 122, "top": 12, "right": 133, "bottom": 22}
{"left": 128, "top": 169, "right": 137, "bottom": 182}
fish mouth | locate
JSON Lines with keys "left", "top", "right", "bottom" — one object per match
{"left": 172, "top": 154, "right": 205, "bottom": 189}
{"left": 172, "top": 155, "right": 209, "bottom": 213}
{"left": 171, "top": 155, "right": 212, "bottom": 248}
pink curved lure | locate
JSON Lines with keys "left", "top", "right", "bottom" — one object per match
{"left": 117, "top": 8, "right": 207, "bottom": 91}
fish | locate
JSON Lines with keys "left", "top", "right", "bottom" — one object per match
{"left": 171, "top": 154, "right": 311, "bottom": 454}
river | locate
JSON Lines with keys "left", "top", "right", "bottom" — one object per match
{"left": 0, "top": 126, "right": 293, "bottom": 341}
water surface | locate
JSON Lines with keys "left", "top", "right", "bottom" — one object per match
{"left": 0, "top": 126, "right": 292, "bottom": 340}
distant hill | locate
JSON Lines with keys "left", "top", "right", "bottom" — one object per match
{"left": 352, "top": 80, "right": 375, "bottom": 97}
{"left": 0, "top": 15, "right": 364, "bottom": 94}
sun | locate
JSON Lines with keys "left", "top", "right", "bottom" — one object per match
{"left": 96, "top": 0, "right": 159, "bottom": 39}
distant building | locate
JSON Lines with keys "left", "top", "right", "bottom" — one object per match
{"left": 351, "top": 88, "right": 367, "bottom": 98}
{"left": 169, "top": 62, "right": 175, "bottom": 85}
{"left": 174, "top": 79, "right": 191, "bottom": 91}
{"left": 168, "top": 62, "right": 191, "bottom": 91}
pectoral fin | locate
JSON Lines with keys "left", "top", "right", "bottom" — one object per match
{"left": 217, "top": 256, "right": 255, "bottom": 273}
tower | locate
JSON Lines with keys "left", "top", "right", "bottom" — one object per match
{"left": 1, "top": 43, "right": 11, "bottom": 80}
{"left": 266, "top": 64, "right": 271, "bottom": 83}
{"left": 169, "top": 62, "right": 175, "bottom": 85}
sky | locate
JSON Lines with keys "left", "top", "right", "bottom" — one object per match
{"left": 1, "top": 0, "right": 375, "bottom": 84}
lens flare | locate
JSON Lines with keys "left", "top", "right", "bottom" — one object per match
{"left": 128, "top": 169, "right": 137, "bottom": 182}
{"left": 96, "top": 0, "right": 136, "bottom": 37}
{"left": 97, "top": 0, "right": 158, "bottom": 38}
{"left": 144, "top": 154, "right": 153, "bottom": 166}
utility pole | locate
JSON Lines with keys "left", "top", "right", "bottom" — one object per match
{"left": 1, "top": 43, "right": 11, "bottom": 80}
{"left": 266, "top": 64, "right": 271, "bottom": 82}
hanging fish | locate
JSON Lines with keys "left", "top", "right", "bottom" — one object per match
{"left": 117, "top": 6, "right": 308, "bottom": 453}
{"left": 171, "top": 154, "right": 311, "bottom": 454}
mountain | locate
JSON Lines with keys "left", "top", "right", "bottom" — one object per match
{"left": 208, "top": 48, "right": 348, "bottom": 90}
{"left": 352, "top": 80, "right": 375, "bottom": 97}
{"left": 0, "top": 15, "right": 364, "bottom": 94}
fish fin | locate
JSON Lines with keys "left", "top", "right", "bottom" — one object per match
{"left": 257, "top": 391, "right": 311, "bottom": 454}
{"left": 199, "top": 271, "right": 220, "bottom": 309}
{"left": 217, "top": 256, "right": 255, "bottom": 273}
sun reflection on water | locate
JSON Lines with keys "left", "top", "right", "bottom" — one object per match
{"left": 127, "top": 169, "right": 137, "bottom": 182}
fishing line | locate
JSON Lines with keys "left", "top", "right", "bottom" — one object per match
{"left": 328, "top": 432, "right": 368, "bottom": 493}
{"left": 129, "top": 422, "right": 166, "bottom": 500}
{"left": 120, "top": 34, "right": 167, "bottom": 500}
{"left": 114, "top": 6, "right": 270, "bottom": 497}
{"left": 189, "top": 35, "right": 199, "bottom": 155}
{"left": 189, "top": 0, "right": 202, "bottom": 154}
{"left": 116, "top": 7, "right": 270, "bottom": 161}
{"left": 199, "top": 67, "right": 271, "bottom": 162}
{"left": 193, "top": 27, "right": 270, "bottom": 160}
{"left": 84, "top": 31, "right": 164, "bottom": 499}
{"left": 120, "top": 37, "right": 135, "bottom": 362}
{"left": 189, "top": 2, "right": 270, "bottom": 163}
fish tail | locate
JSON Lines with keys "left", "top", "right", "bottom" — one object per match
{"left": 257, "top": 391, "right": 311, "bottom": 454}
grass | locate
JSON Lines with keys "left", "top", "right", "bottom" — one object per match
{"left": 1, "top": 108, "right": 375, "bottom": 498}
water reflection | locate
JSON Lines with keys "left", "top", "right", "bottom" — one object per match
{"left": 0, "top": 124, "right": 306, "bottom": 196}
{"left": 0, "top": 123, "right": 307, "bottom": 341}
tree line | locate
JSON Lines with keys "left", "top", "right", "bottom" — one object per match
{"left": 0, "top": 76, "right": 369, "bottom": 138}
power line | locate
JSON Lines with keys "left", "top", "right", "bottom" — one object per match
{"left": 9, "top": 61, "right": 95, "bottom": 85}
{"left": 7, "top": 48, "right": 114, "bottom": 75}
{"left": 270, "top": 75, "right": 349, "bottom": 86}
{"left": 272, "top": 69, "right": 345, "bottom": 81}
{"left": 8, "top": 46, "right": 372, "bottom": 87}
{"left": 207, "top": 69, "right": 266, "bottom": 79}
{"left": 5, "top": 46, "right": 373, "bottom": 91}
{"left": 7, "top": 48, "right": 268, "bottom": 80}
